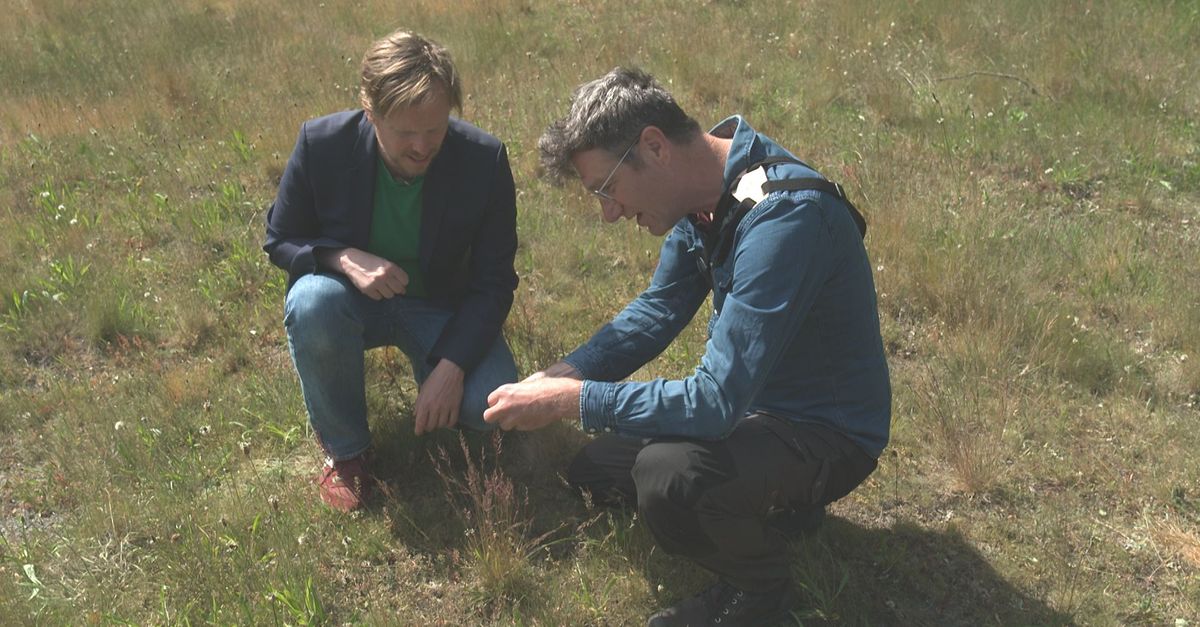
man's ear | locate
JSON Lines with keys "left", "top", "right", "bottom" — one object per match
{"left": 640, "top": 126, "right": 671, "bottom": 166}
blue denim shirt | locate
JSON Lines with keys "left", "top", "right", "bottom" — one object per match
{"left": 564, "top": 116, "right": 891, "bottom": 458}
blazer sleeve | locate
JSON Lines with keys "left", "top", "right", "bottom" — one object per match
{"left": 426, "top": 143, "right": 519, "bottom": 371}
{"left": 263, "top": 122, "right": 353, "bottom": 281}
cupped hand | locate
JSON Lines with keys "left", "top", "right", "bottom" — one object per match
{"left": 327, "top": 247, "right": 409, "bottom": 300}
{"left": 414, "top": 359, "right": 465, "bottom": 435}
{"left": 483, "top": 377, "right": 582, "bottom": 432}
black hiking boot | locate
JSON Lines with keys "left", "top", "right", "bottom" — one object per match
{"left": 646, "top": 579, "right": 798, "bottom": 626}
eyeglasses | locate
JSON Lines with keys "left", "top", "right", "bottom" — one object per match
{"left": 590, "top": 136, "right": 639, "bottom": 202}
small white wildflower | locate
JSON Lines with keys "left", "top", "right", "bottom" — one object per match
{"left": 114, "top": 421, "right": 126, "bottom": 431}
{"left": 198, "top": 425, "right": 211, "bottom": 435}
{"left": 40, "top": 191, "right": 50, "bottom": 198}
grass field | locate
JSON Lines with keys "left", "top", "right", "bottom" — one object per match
{"left": 1, "top": 0, "right": 1198, "bottom": 624}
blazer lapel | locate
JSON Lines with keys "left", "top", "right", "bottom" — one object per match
{"left": 348, "top": 113, "right": 378, "bottom": 248}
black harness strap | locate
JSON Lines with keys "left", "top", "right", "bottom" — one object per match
{"left": 702, "top": 157, "right": 867, "bottom": 283}
{"left": 749, "top": 155, "right": 867, "bottom": 238}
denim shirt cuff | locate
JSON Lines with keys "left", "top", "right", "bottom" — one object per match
{"left": 579, "top": 380, "right": 618, "bottom": 434}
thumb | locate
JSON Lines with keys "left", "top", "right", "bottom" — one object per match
{"left": 486, "top": 384, "right": 510, "bottom": 407}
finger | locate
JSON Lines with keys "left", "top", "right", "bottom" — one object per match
{"left": 487, "top": 385, "right": 510, "bottom": 407}
{"left": 414, "top": 404, "right": 429, "bottom": 435}
{"left": 446, "top": 406, "right": 459, "bottom": 429}
{"left": 382, "top": 265, "right": 408, "bottom": 287}
{"left": 429, "top": 408, "right": 446, "bottom": 432}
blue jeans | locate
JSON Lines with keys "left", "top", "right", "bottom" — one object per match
{"left": 283, "top": 273, "right": 518, "bottom": 460}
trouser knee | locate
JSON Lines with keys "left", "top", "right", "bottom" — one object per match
{"left": 631, "top": 442, "right": 717, "bottom": 558}
{"left": 284, "top": 275, "right": 359, "bottom": 352}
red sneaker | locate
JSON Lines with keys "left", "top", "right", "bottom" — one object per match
{"left": 316, "top": 454, "right": 373, "bottom": 512}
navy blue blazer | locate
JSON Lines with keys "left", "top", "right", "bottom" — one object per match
{"left": 264, "top": 110, "right": 519, "bottom": 372}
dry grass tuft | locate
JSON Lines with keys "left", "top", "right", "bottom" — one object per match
{"left": 1153, "top": 521, "right": 1200, "bottom": 570}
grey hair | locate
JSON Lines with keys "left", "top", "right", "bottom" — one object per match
{"left": 538, "top": 67, "right": 702, "bottom": 183}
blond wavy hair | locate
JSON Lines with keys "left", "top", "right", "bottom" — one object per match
{"left": 359, "top": 30, "right": 462, "bottom": 117}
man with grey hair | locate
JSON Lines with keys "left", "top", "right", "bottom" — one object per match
{"left": 485, "top": 67, "right": 890, "bottom": 625}
{"left": 264, "top": 30, "right": 519, "bottom": 512}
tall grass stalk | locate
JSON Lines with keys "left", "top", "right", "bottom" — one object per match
{"left": 431, "top": 432, "right": 555, "bottom": 611}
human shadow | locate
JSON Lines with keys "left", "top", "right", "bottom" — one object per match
{"left": 367, "top": 422, "right": 1073, "bottom": 625}
{"left": 636, "top": 512, "right": 1077, "bottom": 626}
{"left": 781, "top": 516, "right": 1077, "bottom": 626}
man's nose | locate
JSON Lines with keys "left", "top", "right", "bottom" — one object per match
{"left": 413, "top": 134, "right": 436, "bottom": 156}
{"left": 600, "top": 198, "right": 623, "bottom": 223}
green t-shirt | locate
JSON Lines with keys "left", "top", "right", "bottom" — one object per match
{"left": 367, "top": 158, "right": 427, "bottom": 299}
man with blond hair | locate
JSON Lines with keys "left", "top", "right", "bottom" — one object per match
{"left": 265, "top": 30, "right": 519, "bottom": 512}
{"left": 485, "top": 67, "right": 890, "bottom": 625}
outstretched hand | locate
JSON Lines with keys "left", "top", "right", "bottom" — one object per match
{"left": 483, "top": 376, "right": 583, "bottom": 432}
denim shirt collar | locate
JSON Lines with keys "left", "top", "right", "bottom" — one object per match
{"left": 710, "top": 114, "right": 766, "bottom": 197}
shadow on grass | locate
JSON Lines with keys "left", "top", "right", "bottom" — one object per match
{"left": 785, "top": 516, "right": 1075, "bottom": 626}
{"left": 353, "top": 422, "right": 1072, "bottom": 625}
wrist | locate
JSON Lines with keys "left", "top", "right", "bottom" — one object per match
{"left": 558, "top": 379, "right": 583, "bottom": 415}
{"left": 316, "top": 247, "right": 349, "bottom": 270}
{"left": 436, "top": 358, "right": 465, "bottom": 378}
